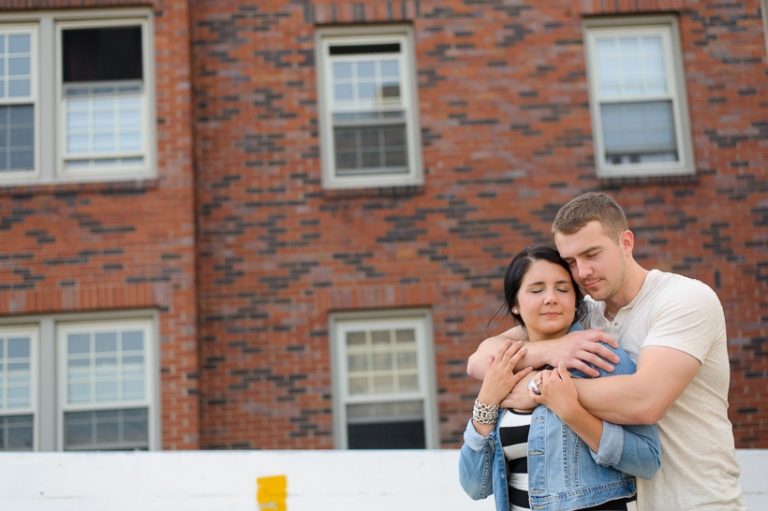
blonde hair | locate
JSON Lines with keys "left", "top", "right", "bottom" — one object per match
{"left": 551, "top": 192, "right": 628, "bottom": 242}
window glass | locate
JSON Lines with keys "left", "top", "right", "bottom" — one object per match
{"left": 0, "top": 331, "right": 34, "bottom": 451}
{"left": 2, "top": 33, "right": 32, "bottom": 98}
{"left": 587, "top": 21, "right": 692, "bottom": 176}
{"left": 334, "top": 313, "right": 434, "bottom": 449}
{"left": 59, "top": 319, "right": 153, "bottom": 451}
{"left": 59, "top": 23, "right": 149, "bottom": 175}
{"left": 319, "top": 30, "right": 421, "bottom": 188}
{"left": 0, "top": 335, "right": 32, "bottom": 410}
{"left": 329, "top": 52, "right": 407, "bottom": 177}
{"left": 65, "top": 328, "right": 146, "bottom": 406}
{"left": 62, "top": 27, "right": 142, "bottom": 82}
{"left": 64, "top": 408, "right": 148, "bottom": 451}
{"left": 601, "top": 101, "right": 677, "bottom": 164}
{"left": 0, "top": 30, "right": 34, "bottom": 174}
{"left": 0, "top": 414, "right": 34, "bottom": 451}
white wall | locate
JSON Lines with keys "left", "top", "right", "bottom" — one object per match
{"left": 0, "top": 449, "right": 764, "bottom": 510}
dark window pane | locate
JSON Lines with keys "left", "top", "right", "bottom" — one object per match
{"left": 0, "top": 415, "right": 34, "bottom": 451}
{"left": 330, "top": 43, "right": 400, "bottom": 56}
{"left": 347, "top": 420, "right": 425, "bottom": 449}
{"left": 63, "top": 27, "right": 143, "bottom": 82}
{"left": 64, "top": 408, "right": 148, "bottom": 451}
{"left": 0, "top": 105, "right": 34, "bottom": 172}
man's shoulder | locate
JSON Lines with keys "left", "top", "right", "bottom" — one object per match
{"left": 641, "top": 270, "right": 723, "bottom": 317}
{"left": 645, "top": 270, "right": 719, "bottom": 300}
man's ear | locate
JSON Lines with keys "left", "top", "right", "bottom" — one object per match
{"left": 620, "top": 229, "right": 634, "bottom": 253}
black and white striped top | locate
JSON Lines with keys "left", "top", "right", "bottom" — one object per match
{"left": 498, "top": 409, "right": 638, "bottom": 511}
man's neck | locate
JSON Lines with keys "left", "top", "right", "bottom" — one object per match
{"left": 605, "top": 262, "right": 650, "bottom": 317}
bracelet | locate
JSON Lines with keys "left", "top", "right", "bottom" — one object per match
{"left": 472, "top": 399, "right": 500, "bottom": 425}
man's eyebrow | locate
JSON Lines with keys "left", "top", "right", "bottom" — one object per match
{"left": 575, "top": 245, "right": 601, "bottom": 257}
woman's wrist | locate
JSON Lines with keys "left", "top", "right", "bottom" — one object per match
{"left": 472, "top": 399, "right": 500, "bottom": 425}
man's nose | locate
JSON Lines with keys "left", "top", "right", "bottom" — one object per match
{"left": 576, "top": 260, "right": 591, "bottom": 280}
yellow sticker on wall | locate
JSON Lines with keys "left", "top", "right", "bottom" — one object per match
{"left": 257, "top": 475, "right": 287, "bottom": 511}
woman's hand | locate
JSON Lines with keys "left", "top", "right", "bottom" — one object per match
{"left": 530, "top": 362, "right": 583, "bottom": 422}
{"left": 529, "top": 361, "right": 604, "bottom": 452}
{"left": 476, "top": 340, "right": 533, "bottom": 407}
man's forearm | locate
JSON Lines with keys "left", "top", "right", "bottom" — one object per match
{"left": 573, "top": 375, "right": 654, "bottom": 425}
{"left": 573, "top": 346, "right": 701, "bottom": 426}
{"left": 468, "top": 336, "right": 553, "bottom": 380}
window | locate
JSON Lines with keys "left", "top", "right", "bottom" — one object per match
{"left": 0, "top": 327, "right": 37, "bottom": 451}
{"left": 0, "top": 314, "right": 158, "bottom": 451}
{"left": 330, "top": 310, "right": 438, "bottom": 449}
{"left": 0, "top": 27, "right": 36, "bottom": 177}
{"left": 584, "top": 17, "right": 694, "bottom": 177}
{"left": 316, "top": 26, "right": 423, "bottom": 189}
{"left": 0, "top": 10, "right": 155, "bottom": 186}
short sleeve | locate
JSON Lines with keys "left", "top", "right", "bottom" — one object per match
{"left": 640, "top": 278, "right": 724, "bottom": 363}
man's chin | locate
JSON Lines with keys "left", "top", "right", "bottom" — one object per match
{"left": 583, "top": 286, "right": 606, "bottom": 301}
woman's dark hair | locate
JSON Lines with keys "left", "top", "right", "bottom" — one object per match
{"left": 501, "top": 245, "right": 587, "bottom": 328}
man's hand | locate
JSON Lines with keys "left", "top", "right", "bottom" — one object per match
{"left": 467, "top": 327, "right": 619, "bottom": 380}
{"left": 546, "top": 328, "right": 619, "bottom": 377}
{"left": 531, "top": 364, "right": 581, "bottom": 421}
{"left": 530, "top": 362, "right": 603, "bottom": 452}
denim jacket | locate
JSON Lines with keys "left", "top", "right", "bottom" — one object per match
{"left": 459, "top": 323, "right": 661, "bottom": 511}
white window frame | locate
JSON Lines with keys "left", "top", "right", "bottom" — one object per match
{"left": 56, "top": 318, "right": 157, "bottom": 451}
{"left": 0, "top": 24, "right": 40, "bottom": 182}
{"left": 0, "top": 311, "right": 159, "bottom": 451}
{"left": 0, "top": 9, "right": 156, "bottom": 186}
{"left": 316, "top": 25, "right": 423, "bottom": 190}
{"left": 0, "top": 325, "right": 39, "bottom": 451}
{"left": 584, "top": 16, "right": 694, "bottom": 178}
{"left": 329, "top": 308, "right": 439, "bottom": 449}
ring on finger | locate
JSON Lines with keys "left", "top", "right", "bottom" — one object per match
{"left": 527, "top": 377, "right": 541, "bottom": 396}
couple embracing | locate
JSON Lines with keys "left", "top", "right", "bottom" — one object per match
{"left": 459, "top": 192, "right": 746, "bottom": 511}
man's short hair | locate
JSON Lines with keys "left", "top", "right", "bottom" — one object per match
{"left": 551, "top": 192, "right": 628, "bottom": 242}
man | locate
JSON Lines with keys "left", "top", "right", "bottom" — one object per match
{"left": 468, "top": 192, "right": 746, "bottom": 510}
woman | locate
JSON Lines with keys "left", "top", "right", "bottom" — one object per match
{"left": 459, "top": 246, "right": 660, "bottom": 511}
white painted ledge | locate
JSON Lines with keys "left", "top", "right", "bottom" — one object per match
{"left": 0, "top": 449, "right": 764, "bottom": 510}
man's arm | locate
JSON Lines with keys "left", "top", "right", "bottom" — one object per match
{"left": 467, "top": 327, "right": 620, "bottom": 380}
{"left": 573, "top": 345, "right": 701, "bottom": 425}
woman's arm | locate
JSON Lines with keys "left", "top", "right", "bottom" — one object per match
{"left": 473, "top": 340, "right": 533, "bottom": 435}
{"left": 458, "top": 420, "right": 496, "bottom": 500}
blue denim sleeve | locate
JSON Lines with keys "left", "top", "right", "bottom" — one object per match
{"left": 593, "top": 421, "right": 661, "bottom": 480}
{"left": 458, "top": 418, "right": 496, "bottom": 500}
{"left": 578, "top": 343, "right": 662, "bottom": 480}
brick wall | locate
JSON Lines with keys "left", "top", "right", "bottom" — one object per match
{"left": 192, "top": 0, "right": 768, "bottom": 449}
{"left": 0, "top": 0, "right": 200, "bottom": 449}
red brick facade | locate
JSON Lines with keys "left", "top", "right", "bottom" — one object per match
{"left": 1, "top": 0, "right": 766, "bottom": 450}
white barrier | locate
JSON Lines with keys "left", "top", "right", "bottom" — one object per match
{"left": 0, "top": 449, "right": 764, "bottom": 510}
